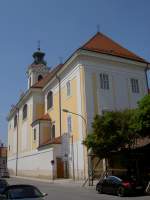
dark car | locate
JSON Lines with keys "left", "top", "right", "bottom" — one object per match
{"left": 96, "top": 176, "right": 144, "bottom": 197}
{"left": 0, "top": 179, "right": 8, "bottom": 194}
{"left": 0, "top": 184, "right": 47, "bottom": 200}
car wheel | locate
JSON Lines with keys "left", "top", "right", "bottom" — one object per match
{"left": 97, "top": 186, "right": 103, "bottom": 194}
{"left": 116, "top": 186, "right": 125, "bottom": 197}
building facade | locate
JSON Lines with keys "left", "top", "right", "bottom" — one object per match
{"left": 7, "top": 32, "right": 149, "bottom": 180}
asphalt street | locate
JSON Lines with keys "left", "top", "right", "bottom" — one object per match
{"left": 5, "top": 177, "right": 150, "bottom": 200}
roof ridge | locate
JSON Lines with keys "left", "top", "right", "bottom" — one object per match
{"left": 98, "top": 32, "right": 144, "bottom": 60}
{"left": 80, "top": 32, "right": 100, "bottom": 49}
{"left": 81, "top": 32, "right": 147, "bottom": 63}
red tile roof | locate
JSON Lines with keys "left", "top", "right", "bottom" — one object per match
{"left": 31, "top": 32, "right": 148, "bottom": 90}
{"left": 31, "top": 64, "right": 63, "bottom": 89}
{"left": 38, "top": 136, "right": 61, "bottom": 148}
{"left": 31, "top": 113, "right": 51, "bottom": 126}
{"left": 81, "top": 32, "right": 147, "bottom": 63}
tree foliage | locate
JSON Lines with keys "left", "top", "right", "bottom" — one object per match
{"left": 83, "top": 94, "right": 150, "bottom": 158}
{"left": 134, "top": 95, "right": 150, "bottom": 137}
{"left": 84, "top": 110, "right": 137, "bottom": 158}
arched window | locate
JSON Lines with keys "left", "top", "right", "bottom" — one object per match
{"left": 38, "top": 75, "right": 43, "bottom": 82}
{"left": 23, "top": 104, "right": 27, "bottom": 120}
{"left": 14, "top": 114, "right": 17, "bottom": 128}
{"left": 47, "top": 91, "right": 53, "bottom": 110}
{"left": 51, "top": 124, "right": 55, "bottom": 140}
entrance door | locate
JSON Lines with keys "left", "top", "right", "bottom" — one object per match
{"left": 56, "top": 158, "right": 64, "bottom": 178}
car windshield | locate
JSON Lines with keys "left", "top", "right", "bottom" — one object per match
{"left": 106, "top": 176, "right": 122, "bottom": 182}
{"left": 6, "top": 186, "right": 43, "bottom": 199}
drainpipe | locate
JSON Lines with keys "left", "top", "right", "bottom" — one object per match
{"left": 145, "top": 64, "right": 149, "bottom": 94}
{"left": 39, "top": 121, "right": 41, "bottom": 146}
{"left": 16, "top": 107, "right": 19, "bottom": 176}
{"left": 56, "top": 75, "right": 62, "bottom": 137}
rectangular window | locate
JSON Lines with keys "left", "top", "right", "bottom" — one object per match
{"left": 131, "top": 79, "right": 139, "bottom": 93}
{"left": 67, "top": 115, "right": 72, "bottom": 133}
{"left": 100, "top": 73, "right": 109, "bottom": 90}
{"left": 66, "top": 81, "right": 71, "bottom": 96}
{"left": 33, "top": 129, "right": 36, "bottom": 141}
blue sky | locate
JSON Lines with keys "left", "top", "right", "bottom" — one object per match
{"left": 0, "top": 0, "right": 150, "bottom": 144}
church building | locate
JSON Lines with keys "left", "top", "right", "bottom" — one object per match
{"left": 7, "top": 32, "right": 149, "bottom": 180}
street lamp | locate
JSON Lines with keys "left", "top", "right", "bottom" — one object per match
{"left": 62, "top": 108, "right": 88, "bottom": 181}
{"left": 62, "top": 109, "right": 87, "bottom": 132}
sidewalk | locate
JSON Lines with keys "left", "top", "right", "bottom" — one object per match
{"left": 11, "top": 175, "right": 97, "bottom": 188}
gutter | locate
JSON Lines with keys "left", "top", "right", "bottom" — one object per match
{"left": 56, "top": 74, "right": 62, "bottom": 137}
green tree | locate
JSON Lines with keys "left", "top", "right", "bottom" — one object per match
{"left": 134, "top": 94, "right": 150, "bottom": 137}
{"left": 84, "top": 109, "right": 138, "bottom": 159}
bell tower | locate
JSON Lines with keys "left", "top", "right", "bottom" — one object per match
{"left": 27, "top": 46, "right": 49, "bottom": 89}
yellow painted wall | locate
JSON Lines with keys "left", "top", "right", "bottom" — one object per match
{"left": 47, "top": 77, "right": 79, "bottom": 142}
{"left": 42, "top": 127, "right": 50, "bottom": 142}
{"left": 47, "top": 92, "right": 60, "bottom": 138}
{"left": 35, "top": 104, "right": 44, "bottom": 118}
{"left": 61, "top": 77, "right": 79, "bottom": 141}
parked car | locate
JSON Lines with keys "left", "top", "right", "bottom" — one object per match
{"left": 0, "top": 184, "right": 47, "bottom": 200}
{"left": 96, "top": 175, "right": 144, "bottom": 197}
{"left": 0, "top": 179, "right": 8, "bottom": 194}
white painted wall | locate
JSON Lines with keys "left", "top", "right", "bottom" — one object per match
{"left": 17, "top": 148, "right": 54, "bottom": 178}
{"left": 82, "top": 54, "right": 148, "bottom": 130}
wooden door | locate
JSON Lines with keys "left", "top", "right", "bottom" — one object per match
{"left": 56, "top": 158, "right": 64, "bottom": 178}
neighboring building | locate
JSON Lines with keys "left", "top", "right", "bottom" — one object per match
{"left": 0, "top": 142, "right": 8, "bottom": 177}
{"left": 7, "top": 32, "right": 149, "bottom": 180}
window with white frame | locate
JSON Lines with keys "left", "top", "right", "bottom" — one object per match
{"left": 66, "top": 81, "right": 71, "bottom": 96}
{"left": 100, "top": 73, "right": 109, "bottom": 90}
{"left": 67, "top": 115, "right": 72, "bottom": 134}
{"left": 131, "top": 78, "right": 139, "bottom": 93}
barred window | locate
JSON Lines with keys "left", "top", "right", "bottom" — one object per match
{"left": 131, "top": 79, "right": 139, "bottom": 93}
{"left": 100, "top": 73, "right": 109, "bottom": 90}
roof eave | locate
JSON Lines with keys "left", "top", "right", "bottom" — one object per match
{"left": 80, "top": 48, "right": 149, "bottom": 65}
{"left": 7, "top": 88, "right": 42, "bottom": 121}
